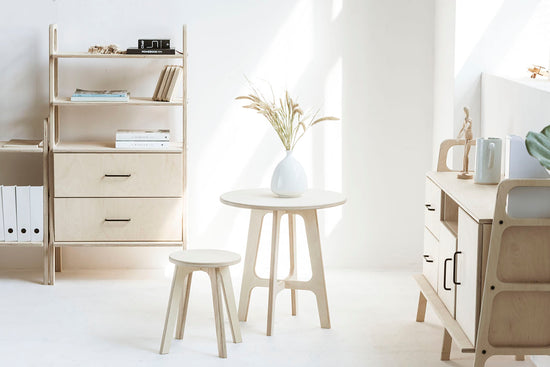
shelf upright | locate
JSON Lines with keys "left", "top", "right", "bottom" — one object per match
{"left": 0, "top": 118, "right": 50, "bottom": 285}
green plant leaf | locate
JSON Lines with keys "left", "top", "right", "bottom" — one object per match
{"left": 542, "top": 125, "right": 550, "bottom": 139}
{"left": 525, "top": 129, "right": 550, "bottom": 170}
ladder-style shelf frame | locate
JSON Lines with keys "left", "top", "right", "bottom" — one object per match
{"left": 48, "top": 24, "right": 188, "bottom": 285}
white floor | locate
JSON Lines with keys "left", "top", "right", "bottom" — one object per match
{"left": 0, "top": 269, "right": 537, "bottom": 367}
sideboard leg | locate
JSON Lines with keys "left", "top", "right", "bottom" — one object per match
{"left": 441, "top": 328, "right": 452, "bottom": 361}
{"left": 416, "top": 291, "right": 427, "bottom": 322}
{"left": 515, "top": 355, "right": 525, "bottom": 361}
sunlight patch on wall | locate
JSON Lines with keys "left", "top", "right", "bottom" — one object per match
{"left": 496, "top": 1, "right": 550, "bottom": 77}
{"left": 455, "top": 0, "right": 505, "bottom": 76}
{"left": 331, "top": 0, "right": 343, "bottom": 22}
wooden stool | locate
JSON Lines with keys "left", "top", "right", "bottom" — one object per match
{"left": 159, "top": 249, "right": 242, "bottom": 358}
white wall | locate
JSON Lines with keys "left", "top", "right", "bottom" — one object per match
{"left": 0, "top": 0, "right": 435, "bottom": 272}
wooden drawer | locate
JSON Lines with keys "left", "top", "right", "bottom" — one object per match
{"left": 425, "top": 178, "right": 441, "bottom": 239}
{"left": 423, "top": 228, "right": 439, "bottom": 291}
{"left": 54, "top": 198, "right": 182, "bottom": 241}
{"left": 54, "top": 153, "right": 183, "bottom": 197}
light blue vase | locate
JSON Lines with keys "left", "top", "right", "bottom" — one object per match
{"left": 271, "top": 150, "right": 307, "bottom": 197}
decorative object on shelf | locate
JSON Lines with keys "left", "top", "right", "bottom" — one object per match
{"left": 236, "top": 83, "right": 338, "bottom": 197}
{"left": 153, "top": 65, "right": 183, "bottom": 101}
{"left": 474, "top": 138, "right": 502, "bottom": 184}
{"left": 527, "top": 64, "right": 549, "bottom": 79}
{"left": 88, "top": 44, "right": 124, "bottom": 54}
{"left": 456, "top": 106, "right": 474, "bottom": 180}
{"left": 139, "top": 39, "right": 170, "bottom": 49}
{"left": 525, "top": 124, "right": 550, "bottom": 171}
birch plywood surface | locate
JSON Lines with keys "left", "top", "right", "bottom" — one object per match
{"left": 427, "top": 172, "right": 498, "bottom": 223}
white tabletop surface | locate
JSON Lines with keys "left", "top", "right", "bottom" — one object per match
{"left": 220, "top": 189, "right": 346, "bottom": 210}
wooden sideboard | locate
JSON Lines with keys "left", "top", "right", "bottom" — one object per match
{"left": 416, "top": 171, "right": 497, "bottom": 359}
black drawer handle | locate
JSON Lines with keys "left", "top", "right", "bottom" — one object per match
{"left": 105, "top": 218, "right": 131, "bottom": 222}
{"left": 104, "top": 174, "right": 131, "bottom": 178}
{"left": 425, "top": 204, "right": 435, "bottom": 212}
{"left": 423, "top": 254, "right": 434, "bottom": 263}
{"left": 443, "top": 258, "right": 452, "bottom": 291}
{"left": 453, "top": 251, "right": 462, "bottom": 285}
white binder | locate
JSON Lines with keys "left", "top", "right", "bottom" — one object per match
{"left": 16, "top": 186, "right": 31, "bottom": 242}
{"left": 30, "top": 186, "right": 43, "bottom": 242}
{"left": 0, "top": 185, "right": 4, "bottom": 241}
{"left": 2, "top": 186, "right": 17, "bottom": 242}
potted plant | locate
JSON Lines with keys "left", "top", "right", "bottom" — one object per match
{"left": 526, "top": 125, "right": 550, "bottom": 171}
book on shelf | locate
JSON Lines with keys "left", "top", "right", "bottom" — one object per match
{"left": 139, "top": 39, "right": 170, "bottom": 49}
{"left": 153, "top": 65, "right": 183, "bottom": 102}
{"left": 115, "top": 140, "right": 170, "bottom": 149}
{"left": 116, "top": 129, "right": 170, "bottom": 141}
{"left": 72, "top": 89, "right": 127, "bottom": 97}
{"left": 126, "top": 47, "right": 176, "bottom": 55}
{"left": 2, "top": 139, "right": 43, "bottom": 148}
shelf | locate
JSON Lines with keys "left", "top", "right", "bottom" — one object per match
{"left": 53, "top": 241, "right": 184, "bottom": 247}
{"left": 53, "top": 52, "right": 184, "bottom": 59}
{"left": 53, "top": 141, "right": 183, "bottom": 153}
{"left": 0, "top": 241, "right": 44, "bottom": 248}
{"left": 53, "top": 96, "right": 183, "bottom": 106}
{"left": 0, "top": 141, "right": 43, "bottom": 153}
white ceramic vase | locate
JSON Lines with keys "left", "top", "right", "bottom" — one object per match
{"left": 271, "top": 150, "right": 307, "bottom": 197}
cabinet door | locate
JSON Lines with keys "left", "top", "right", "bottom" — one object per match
{"left": 423, "top": 228, "right": 439, "bottom": 290}
{"left": 456, "top": 208, "right": 482, "bottom": 344}
{"left": 425, "top": 178, "right": 441, "bottom": 239}
{"left": 438, "top": 223, "right": 457, "bottom": 316}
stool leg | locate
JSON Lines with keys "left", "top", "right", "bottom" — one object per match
{"left": 175, "top": 272, "right": 193, "bottom": 339}
{"left": 220, "top": 266, "right": 242, "bottom": 343}
{"left": 208, "top": 268, "right": 227, "bottom": 358}
{"left": 288, "top": 213, "right": 297, "bottom": 316}
{"left": 160, "top": 267, "right": 188, "bottom": 354}
{"left": 238, "top": 209, "right": 266, "bottom": 321}
{"left": 301, "top": 209, "right": 330, "bottom": 329}
{"left": 267, "top": 210, "right": 282, "bottom": 336}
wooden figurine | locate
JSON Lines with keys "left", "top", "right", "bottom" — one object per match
{"left": 528, "top": 64, "right": 549, "bottom": 79}
{"left": 457, "top": 107, "right": 473, "bottom": 179}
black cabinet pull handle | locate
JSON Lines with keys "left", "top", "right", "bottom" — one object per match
{"left": 425, "top": 204, "right": 435, "bottom": 212}
{"left": 105, "top": 218, "right": 131, "bottom": 222}
{"left": 443, "top": 258, "right": 452, "bottom": 290}
{"left": 453, "top": 251, "right": 462, "bottom": 285}
{"left": 104, "top": 174, "right": 131, "bottom": 178}
{"left": 423, "top": 254, "right": 434, "bottom": 263}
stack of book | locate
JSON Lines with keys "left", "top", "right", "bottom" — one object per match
{"left": 153, "top": 65, "right": 183, "bottom": 102}
{"left": 126, "top": 38, "right": 176, "bottom": 55}
{"left": 70, "top": 89, "right": 129, "bottom": 102}
{"left": 115, "top": 129, "right": 170, "bottom": 149}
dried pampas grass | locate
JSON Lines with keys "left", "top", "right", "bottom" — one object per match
{"left": 236, "top": 83, "right": 338, "bottom": 151}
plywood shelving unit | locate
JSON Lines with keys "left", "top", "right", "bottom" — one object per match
{"left": 48, "top": 24, "right": 188, "bottom": 284}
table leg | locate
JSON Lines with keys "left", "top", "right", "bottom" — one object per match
{"left": 238, "top": 209, "right": 267, "bottom": 321}
{"left": 300, "top": 209, "right": 330, "bottom": 329}
{"left": 288, "top": 213, "right": 297, "bottom": 316}
{"left": 267, "top": 210, "right": 282, "bottom": 336}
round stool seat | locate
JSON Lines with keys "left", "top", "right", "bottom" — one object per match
{"left": 169, "top": 249, "right": 241, "bottom": 268}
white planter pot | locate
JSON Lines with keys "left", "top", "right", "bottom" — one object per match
{"left": 271, "top": 150, "right": 307, "bottom": 197}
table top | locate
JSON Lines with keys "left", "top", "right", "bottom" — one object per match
{"left": 220, "top": 189, "right": 346, "bottom": 210}
{"left": 427, "top": 171, "right": 498, "bottom": 223}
